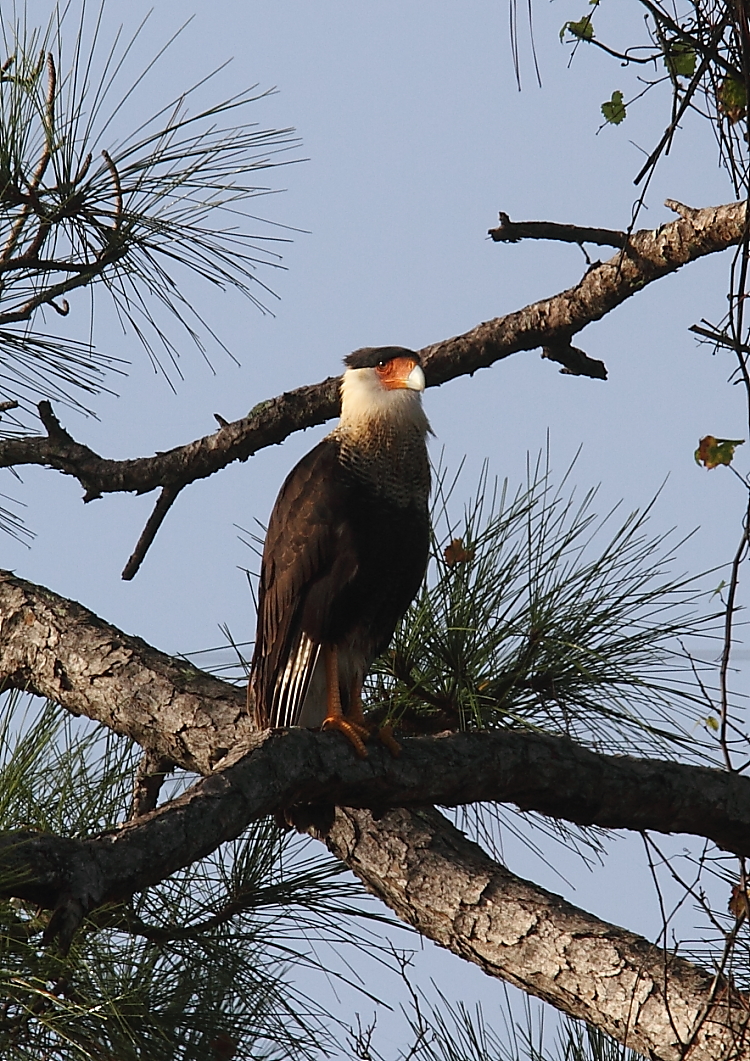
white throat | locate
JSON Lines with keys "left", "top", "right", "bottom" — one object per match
{"left": 338, "top": 367, "right": 431, "bottom": 437}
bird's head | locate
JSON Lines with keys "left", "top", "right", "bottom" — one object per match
{"left": 339, "top": 346, "right": 429, "bottom": 434}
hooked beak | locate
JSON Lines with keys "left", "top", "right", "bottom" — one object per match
{"left": 379, "top": 357, "right": 426, "bottom": 392}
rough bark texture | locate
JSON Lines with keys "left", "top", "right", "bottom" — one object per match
{"left": 3, "top": 568, "right": 750, "bottom": 1057}
{"left": 325, "top": 807, "right": 750, "bottom": 1061}
{"left": 0, "top": 570, "right": 250, "bottom": 773}
{"left": 4, "top": 570, "right": 750, "bottom": 855}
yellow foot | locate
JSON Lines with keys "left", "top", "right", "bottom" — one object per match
{"left": 377, "top": 723, "right": 402, "bottom": 758}
{"left": 322, "top": 715, "right": 370, "bottom": 758}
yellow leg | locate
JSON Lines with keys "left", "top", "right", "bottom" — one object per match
{"left": 321, "top": 646, "right": 369, "bottom": 758}
{"left": 377, "top": 723, "right": 402, "bottom": 758}
{"left": 348, "top": 675, "right": 401, "bottom": 758}
{"left": 348, "top": 676, "right": 366, "bottom": 727}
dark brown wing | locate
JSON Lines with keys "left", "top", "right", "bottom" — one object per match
{"left": 250, "top": 437, "right": 357, "bottom": 728}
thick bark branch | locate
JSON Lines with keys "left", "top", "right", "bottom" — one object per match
{"left": 0, "top": 570, "right": 250, "bottom": 774}
{"left": 4, "top": 571, "right": 750, "bottom": 1057}
{"left": 323, "top": 807, "right": 750, "bottom": 1061}
{"left": 4, "top": 569, "right": 750, "bottom": 855}
{"left": 5, "top": 804, "right": 749, "bottom": 1060}
{"left": 7, "top": 711, "right": 750, "bottom": 929}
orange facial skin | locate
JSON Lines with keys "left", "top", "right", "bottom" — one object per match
{"left": 375, "top": 356, "right": 419, "bottom": 389}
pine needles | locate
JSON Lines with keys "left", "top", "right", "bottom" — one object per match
{"left": 0, "top": 692, "right": 389, "bottom": 1060}
{"left": 370, "top": 455, "right": 718, "bottom": 760}
{"left": 0, "top": 2, "right": 300, "bottom": 417}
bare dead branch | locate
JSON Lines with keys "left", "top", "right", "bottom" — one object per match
{"left": 37, "top": 399, "right": 75, "bottom": 444}
{"left": 542, "top": 338, "right": 608, "bottom": 379}
{"left": 0, "top": 199, "right": 744, "bottom": 573}
{"left": 121, "top": 483, "right": 182, "bottom": 580}
{"left": 488, "top": 212, "right": 627, "bottom": 247}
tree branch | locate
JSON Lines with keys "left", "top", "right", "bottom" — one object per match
{"left": 0, "top": 198, "right": 745, "bottom": 574}
{"left": 322, "top": 806, "right": 750, "bottom": 1061}
{"left": 4, "top": 569, "right": 750, "bottom": 1057}
{"left": 5, "top": 804, "right": 748, "bottom": 1059}
{"left": 3, "top": 569, "right": 750, "bottom": 856}
{"left": 0, "top": 569, "right": 250, "bottom": 775}
{"left": 120, "top": 483, "right": 182, "bottom": 580}
{"left": 488, "top": 212, "right": 627, "bottom": 247}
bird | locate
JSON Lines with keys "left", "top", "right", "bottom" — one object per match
{"left": 249, "top": 345, "right": 431, "bottom": 756}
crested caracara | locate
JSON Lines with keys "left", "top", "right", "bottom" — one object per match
{"left": 249, "top": 346, "right": 431, "bottom": 756}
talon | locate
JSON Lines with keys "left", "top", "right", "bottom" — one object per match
{"left": 378, "top": 723, "right": 401, "bottom": 758}
{"left": 322, "top": 715, "right": 369, "bottom": 758}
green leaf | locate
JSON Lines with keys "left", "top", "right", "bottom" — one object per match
{"left": 718, "top": 76, "right": 748, "bottom": 123}
{"left": 694, "top": 435, "right": 745, "bottom": 469}
{"left": 560, "top": 17, "right": 594, "bottom": 43}
{"left": 665, "top": 43, "right": 696, "bottom": 79}
{"left": 601, "top": 90, "right": 626, "bottom": 125}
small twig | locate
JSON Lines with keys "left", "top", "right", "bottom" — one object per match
{"left": 48, "top": 298, "right": 69, "bottom": 317}
{"left": 37, "top": 400, "right": 74, "bottom": 444}
{"left": 73, "top": 152, "right": 92, "bottom": 186}
{"left": 0, "top": 400, "right": 19, "bottom": 413}
{"left": 719, "top": 495, "right": 750, "bottom": 771}
{"left": 581, "top": 38, "right": 659, "bottom": 66}
{"left": 688, "top": 322, "right": 750, "bottom": 353}
{"left": 638, "top": 0, "right": 740, "bottom": 80}
{"left": 641, "top": 832, "right": 739, "bottom": 1057}
{"left": 121, "top": 483, "right": 183, "bottom": 581}
{"left": 488, "top": 212, "right": 627, "bottom": 248}
{"left": 0, "top": 54, "right": 56, "bottom": 264}
{"left": 0, "top": 253, "right": 125, "bottom": 327}
{"left": 542, "top": 339, "right": 608, "bottom": 379}
{"left": 665, "top": 198, "right": 702, "bottom": 220}
{"left": 0, "top": 258, "right": 98, "bottom": 275}
{"left": 634, "top": 17, "right": 728, "bottom": 187}
{"left": 641, "top": 834, "right": 686, "bottom": 1048}
{"left": 44, "top": 53, "right": 56, "bottom": 131}
{"left": 101, "top": 150, "right": 123, "bottom": 233}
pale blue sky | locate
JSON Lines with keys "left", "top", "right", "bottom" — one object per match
{"left": 1, "top": 2, "right": 746, "bottom": 1054}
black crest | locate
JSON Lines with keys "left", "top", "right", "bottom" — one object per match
{"left": 344, "top": 346, "right": 420, "bottom": 369}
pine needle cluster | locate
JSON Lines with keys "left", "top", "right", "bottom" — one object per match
{"left": 0, "top": 692, "right": 390, "bottom": 1061}
{"left": 369, "top": 457, "right": 718, "bottom": 759}
{"left": 0, "top": 3, "right": 299, "bottom": 419}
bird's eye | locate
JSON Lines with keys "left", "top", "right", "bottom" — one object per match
{"left": 377, "top": 360, "right": 386, "bottom": 368}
